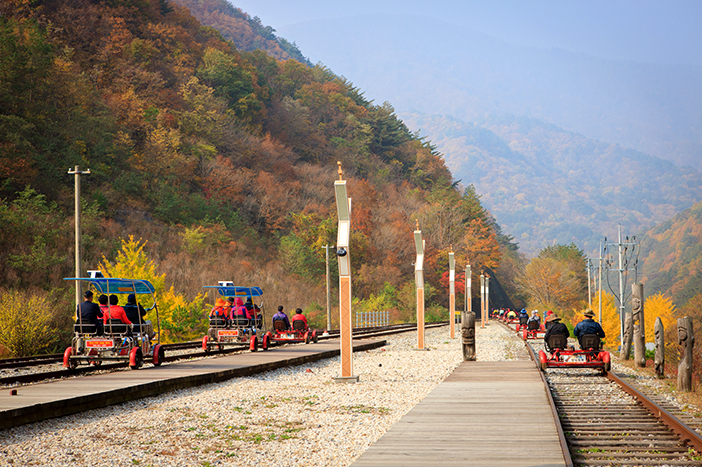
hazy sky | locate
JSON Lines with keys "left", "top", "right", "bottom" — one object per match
{"left": 228, "top": 0, "right": 702, "bottom": 67}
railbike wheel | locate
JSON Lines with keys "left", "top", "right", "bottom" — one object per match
{"left": 152, "top": 344, "right": 164, "bottom": 366}
{"left": 250, "top": 335, "right": 258, "bottom": 351}
{"left": 312, "top": 330, "right": 318, "bottom": 343}
{"left": 130, "top": 347, "right": 143, "bottom": 370}
{"left": 262, "top": 333, "right": 270, "bottom": 351}
{"left": 304, "top": 331, "right": 310, "bottom": 344}
{"left": 202, "top": 336, "right": 209, "bottom": 353}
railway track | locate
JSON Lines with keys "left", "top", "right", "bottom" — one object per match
{"left": 0, "top": 322, "right": 446, "bottom": 386}
{"left": 521, "top": 335, "right": 702, "bottom": 466}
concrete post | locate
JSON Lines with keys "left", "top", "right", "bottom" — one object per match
{"left": 68, "top": 165, "right": 90, "bottom": 307}
{"left": 448, "top": 248, "right": 455, "bottom": 339}
{"left": 333, "top": 162, "right": 358, "bottom": 383}
{"left": 414, "top": 221, "right": 426, "bottom": 350}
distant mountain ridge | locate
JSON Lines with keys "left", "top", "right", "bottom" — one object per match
{"left": 278, "top": 14, "right": 702, "bottom": 171}
{"left": 402, "top": 112, "right": 702, "bottom": 255}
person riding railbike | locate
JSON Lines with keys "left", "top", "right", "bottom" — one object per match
{"left": 573, "top": 309, "right": 605, "bottom": 350}
{"left": 291, "top": 308, "right": 308, "bottom": 330}
{"left": 272, "top": 305, "right": 290, "bottom": 330}
{"left": 543, "top": 314, "right": 570, "bottom": 352}
{"left": 527, "top": 310, "right": 541, "bottom": 330}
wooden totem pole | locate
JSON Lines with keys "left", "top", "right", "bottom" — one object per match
{"left": 632, "top": 283, "right": 646, "bottom": 368}
{"left": 620, "top": 312, "right": 633, "bottom": 360}
{"left": 677, "top": 317, "right": 694, "bottom": 392}
{"left": 654, "top": 317, "right": 665, "bottom": 379}
{"left": 462, "top": 310, "right": 476, "bottom": 361}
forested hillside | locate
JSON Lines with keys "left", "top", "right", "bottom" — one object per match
{"left": 0, "top": 0, "right": 516, "bottom": 355}
{"left": 402, "top": 113, "right": 702, "bottom": 255}
{"left": 639, "top": 200, "right": 702, "bottom": 309}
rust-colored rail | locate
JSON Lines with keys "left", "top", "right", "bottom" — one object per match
{"left": 607, "top": 371, "right": 702, "bottom": 452}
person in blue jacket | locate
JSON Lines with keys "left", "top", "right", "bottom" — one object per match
{"left": 573, "top": 309, "right": 605, "bottom": 348}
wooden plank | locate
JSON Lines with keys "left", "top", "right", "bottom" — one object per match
{"left": 352, "top": 361, "right": 567, "bottom": 467}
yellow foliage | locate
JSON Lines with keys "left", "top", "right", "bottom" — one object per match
{"left": 99, "top": 236, "right": 206, "bottom": 343}
{"left": 594, "top": 291, "right": 620, "bottom": 346}
{"left": 0, "top": 289, "right": 60, "bottom": 357}
{"left": 643, "top": 292, "right": 676, "bottom": 344}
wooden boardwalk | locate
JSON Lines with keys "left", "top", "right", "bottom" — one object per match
{"left": 0, "top": 338, "right": 384, "bottom": 430}
{"left": 353, "top": 360, "right": 567, "bottom": 467}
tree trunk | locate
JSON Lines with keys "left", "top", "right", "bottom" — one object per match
{"left": 677, "top": 317, "right": 694, "bottom": 392}
{"left": 461, "top": 311, "right": 476, "bottom": 361}
{"left": 620, "top": 312, "right": 633, "bottom": 360}
{"left": 654, "top": 317, "right": 665, "bottom": 379}
{"left": 632, "top": 283, "right": 646, "bottom": 367}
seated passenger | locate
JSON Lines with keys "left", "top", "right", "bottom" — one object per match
{"left": 209, "top": 298, "right": 226, "bottom": 318}
{"left": 518, "top": 308, "right": 529, "bottom": 326}
{"left": 291, "top": 308, "right": 308, "bottom": 330}
{"left": 506, "top": 309, "right": 516, "bottom": 320}
{"left": 103, "top": 294, "right": 132, "bottom": 325}
{"left": 543, "top": 314, "right": 570, "bottom": 352}
{"left": 77, "top": 290, "right": 103, "bottom": 333}
{"left": 124, "top": 293, "right": 147, "bottom": 324}
{"left": 272, "top": 305, "right": 290, "bottom": 330}
{"left": 544, "top": 310, "right": 554, "bottom": 329}
{"left": 573, "top": 309, "right": 605, "bottom": 349}
{"left": 527, "top": 310, "right": 541, "bottom": 330}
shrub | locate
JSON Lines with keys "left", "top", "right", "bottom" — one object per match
{"left": 0, "top": 289, "right": 63, "bottom": 356}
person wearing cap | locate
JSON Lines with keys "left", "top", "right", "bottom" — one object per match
{"left": 573, "top": 309, "right": 605, "bottom": 348}
{"left": 77, "top": 290, "right": 103, "bottom": 333}
{"left": 543, "top": 313, "right": 569, "bottom": 348}
{"left": 527, "top": 310, "right": 541, "bottom": 330}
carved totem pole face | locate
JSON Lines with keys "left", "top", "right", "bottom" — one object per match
{"left": 678, "top": 325, "right": 688, "bottom": 347}
{"left": 462, "top": 326, "right": 475, "bottom": 345}
{"left": 632, "top": 296, "right": 642, "bottom": 320}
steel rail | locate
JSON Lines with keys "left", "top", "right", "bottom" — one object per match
{"left": 607, "top": 371, "right": 702, "bottom": 452}
{"left": 524, "top": 340, "right": 575, "bottom": 467}
{"left": 1, "top": 322, "right": 448, "bottom": 386}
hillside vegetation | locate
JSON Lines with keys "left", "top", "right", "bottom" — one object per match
{"left": 639, "top": 200, "right": 702, "bottom": 309}
{"left": 0, "top": 0, "right": 516, "bottom": 354}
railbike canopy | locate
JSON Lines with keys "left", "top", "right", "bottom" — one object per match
{"left": 64, "top": 277, "right": 156, "bottom": 295}
{"left": 202, "top": 285, "right": 263, "bottom": 297}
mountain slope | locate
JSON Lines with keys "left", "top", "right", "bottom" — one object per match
{"left": 402, "top": 113, "right": 702, "bottom": 254}
{"left": 278, "top": 14, "right": 702, "bottom": 171}
{"left": 639, "top": 200, "right": 702, "bottom": 308}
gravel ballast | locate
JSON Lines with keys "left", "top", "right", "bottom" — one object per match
{"left": 1, "top": 324, "right": 518, "bottom": 466}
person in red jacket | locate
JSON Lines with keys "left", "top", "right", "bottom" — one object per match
{"left": 102, "top": 294, "right": 132, "bottom": 325}
{"left": 291, "top": 308, "right": 308, "bottom": 330}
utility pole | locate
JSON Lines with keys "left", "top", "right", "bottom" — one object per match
{"left": 321, "top": 245, "right": 334, "bottom": 335}
{"left": 484, "top": 274, "right": 489, "bottom": 328}
{"left": 68, "top": 165, "right": 90, "bottom": 308}
{"left": 586, "top": 258, "right": 592, "bottom": 309}
{"left": 603, "top": 225, "right": 639, "bottom": 346}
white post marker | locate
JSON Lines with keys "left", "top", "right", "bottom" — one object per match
{"left": 484, "top": 274, "right": 489, "bottom": 328}
{"left": 333, "top": 162, "right": 358, "bottom": 383}
{"left": 414, "top": 221, "right": 426, "bottom": 350}
{"left": 480, "top": 273, "right": 485, "bottom": 327}
{"left": 448, "top": 247, "right": 456, "bottom": 339}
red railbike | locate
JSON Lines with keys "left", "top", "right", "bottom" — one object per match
{"left": 538, "top": 334, "right": 611, "bottom": 374}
